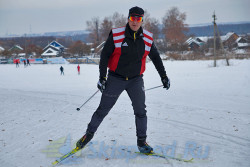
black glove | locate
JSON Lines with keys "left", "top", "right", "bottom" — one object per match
{"left": 97, "top": 77, "right": 107, "bottom": 92}
{"left": 161, "top": 76, "right": 170, "bottom": 90}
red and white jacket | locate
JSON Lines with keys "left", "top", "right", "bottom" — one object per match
{"left": 99, "top": 24, "right": 166, "bottom": 80}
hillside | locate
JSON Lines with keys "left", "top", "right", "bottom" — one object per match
{"left": 2, "top": 22, "right": 250, "bottom": 40}
{"left": 187, "top": 22, "right": 250, "bottom": 36}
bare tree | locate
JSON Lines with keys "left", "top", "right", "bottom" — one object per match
{"left": 162, "top": 7, "right": 188, "bottom": 51}
{"left": 86, "top": 17, "right": 101, "bottom": 47}
{"left": 100, "top": 17, "right": 113, "bottom": 41}
{"left": 68, "top": 40, "right": 91, "bottom": 57}
{"left": 112, "top": 12, "right": 127, "bottom": 28}
{"left": 143, "top": 10, "right": 160, "bottom": 40}
{"left": 26, "top": 44, "right": 43, "bottom": 57}
{"left": 57, "top": 37, "right": 74, "bottom": 48}
{"left": 2, "top": 49, "right": 11, "bottom": 59}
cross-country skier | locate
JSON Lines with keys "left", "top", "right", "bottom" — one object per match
{"left": 23, "top": 59, "right": 26, "bottom": 67}
{"left": 15, "top": 59, "right": 19, "bottom": 68}
{"left": 27, "top": 59, "right": 30, "bottom": 66}
{"left": 60, "top": 66, "right": 64, "bottom": 75}
{"left": 77, "top": 64, "right": 80, "bottom": 75}
{"left": 76, "top": 6, "right": 170, "bottom": 154}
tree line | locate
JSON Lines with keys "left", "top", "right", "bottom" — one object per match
{"left": 0, "top": 7, "right": 190, "bottom": 58}
{"left": 86, "top": 7, "right": 188, "bottom": 52}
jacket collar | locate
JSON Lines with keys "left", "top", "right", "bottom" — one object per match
{"left": 125, "top": 23, "right": 143, "bottom": 39}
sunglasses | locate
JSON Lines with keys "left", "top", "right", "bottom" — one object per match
{"left": 129, "top": 16, "right": 143, "bottom": 22}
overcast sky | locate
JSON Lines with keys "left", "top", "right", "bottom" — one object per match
{"left": 0, "top": 0, "right": 250, "bottom": 36}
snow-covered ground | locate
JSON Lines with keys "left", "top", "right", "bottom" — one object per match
{"left": 0, "top": 59, "right": 250, "bottom": 167}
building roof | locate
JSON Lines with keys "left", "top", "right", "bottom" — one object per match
{"left": 220, "top": 32, "right": 236, "bottom": 41}
{"left": 43, "top": 40, "right": 64, "bottom": 51}
{"left": 41, "top": 40, "right": 65, "bottom": 57}
{"left": 0, "top": 46, "right": 5, "bottom": 51}
{"left": 41, "top": 48, "right": 59, "bottom": 56}
{"left": 186, "top": 37, "right": 203, "bottom": 46}
{"left": 196, "top": 37, "right": 210, "bottom": 43}
{"left": 9, "top": 45, "right": 24, "bottom": 51}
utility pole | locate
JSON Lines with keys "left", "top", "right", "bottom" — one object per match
{"left": 215, "top": 26, "right": 230, "bottom": 66}
{"left": 212, "top": 11, "right": 217, "bottom": 67}
{"left": 24, "top": 33, "right": 27, "bottom": 58}
{"left": 212, "top": 11, "right": 230, "bottom": 67}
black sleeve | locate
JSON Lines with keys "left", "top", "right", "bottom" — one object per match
{"left": 99, "top": 32, "right": 115, "bottom": 78}
{"left": 148, "top": 42, "right": 167, "bottom": 78}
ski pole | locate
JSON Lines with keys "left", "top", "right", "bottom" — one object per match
{"left": 76, "top": 90, "right": 99, "bottom": 111}
{"left": 145, "top": 85, "right": 163, "bottom": 91}
{"left": 76, "top": 85, "right": 162, "bottom": 111}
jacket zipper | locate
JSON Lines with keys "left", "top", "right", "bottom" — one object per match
{"left": 134, "top": 32, "right": 137, "bottom": 41}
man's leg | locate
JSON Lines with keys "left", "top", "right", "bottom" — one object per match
{"left": 87, "top": 75, "right": 125, "bottom": 134}
{"left": 77, "top": 75, "right": 125, "bottom": 149}
{"left": 126, "top": 76, "right": 153, "bottom": 153}
{"left": 126, "top": 76, "right": 147, "bottom": 138}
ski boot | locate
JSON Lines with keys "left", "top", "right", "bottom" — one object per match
{"left": 76, "top": 131, "right": 94, "bottom": 150}
{"left": 137, "top": 137, "right": 153, "bottom": 153}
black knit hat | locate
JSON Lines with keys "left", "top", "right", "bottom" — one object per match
{"left": 128, "top": 6, "right": 144, "bottom": 17}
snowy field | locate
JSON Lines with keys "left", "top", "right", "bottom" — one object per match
{"left": 0, "top": 59, "right": 250, "bottom": 167}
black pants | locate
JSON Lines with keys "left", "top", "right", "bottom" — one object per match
{"left": 87, "top": 74, "right": 147, "bottom": 138}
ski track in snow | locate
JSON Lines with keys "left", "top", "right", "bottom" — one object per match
{"left": 0, "top": 60, "right": 250, "bottom": 167}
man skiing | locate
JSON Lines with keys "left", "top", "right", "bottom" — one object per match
{"left": 60, "top": 66, "right": 64, "bottom": 75}
{"left": 27, "top": 59, "right": 31, "bottom": 66}
{"left": 76, "top": 6, "right": 170, "bottom": 154}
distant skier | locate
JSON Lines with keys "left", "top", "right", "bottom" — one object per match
{"left": 23, "top": 60, "right": 26, "bottom": 67}
{"left": 75, "top": 6, "right": 170, "bottom": 154}
{"left": 27, "top": 59, "right": 30, "bottom": 66}
{"left": 77, "top": 64, "right": 80, "bottom": 75}
{"left": 16, "top": 60, "right": 19, "bottom": 68}
{"left": 60, "top": 66, "right": 64, "bottom": 75}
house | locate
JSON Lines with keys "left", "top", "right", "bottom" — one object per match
{"left": 186, "top": 32, "right": 241, "bottom": 50}
{"left": 236, "top": 37, "right": 250, "bottom": 49}
{"left": 0, "top": 46, "right": 7, "bottom": 64}
{"left": 41, "top": 41, "right": 65, "bottom": 58}
{"left": 0, "top": 46, "right": 5, "bottom": 53}
{"left": 185, "top": 37, "right": 206, "bottom": 50}
{"left": 221, "top": 32, "right": 239, "bottom": 48}
{"left": 9, "top": 45, "right": 23, "bottom": 52}
{"left": 9, "top": 45, "right": 26, "bottom": 57}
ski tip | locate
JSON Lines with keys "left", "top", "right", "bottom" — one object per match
{"left": 184, "top": 158, "right": 194, "bottom": 162}
{"left": 52, "top": 160, "right": 59, "bottom": 165}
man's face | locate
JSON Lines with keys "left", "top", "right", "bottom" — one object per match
{"left": 128, "top": 16, "right": 143, "bottom": 31}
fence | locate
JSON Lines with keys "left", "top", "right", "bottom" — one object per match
{"left": 65, "top": 57, "right": 100, "bottom": 65}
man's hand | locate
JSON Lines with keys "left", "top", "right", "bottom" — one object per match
{"left": 97, "top": 77, "right": 107, "bottom": 92}
{"left": 161, "top": 76, "right": 170, "bottom": 90}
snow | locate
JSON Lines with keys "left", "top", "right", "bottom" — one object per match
{"left": 237, "top": 43, "right": 249, "bottom": 48}
{"left": 0, "top": 59, "right": 250, "bottom": 167}
{"left": 47, "top": 57, "right": 70, "bottom": 64}
{"left": 234, "top": 49, "right": 247, "bottom": 54}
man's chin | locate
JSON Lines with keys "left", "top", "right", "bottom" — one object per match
{"left": 131, "top": 26, "right": 139, "bottom": 31}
